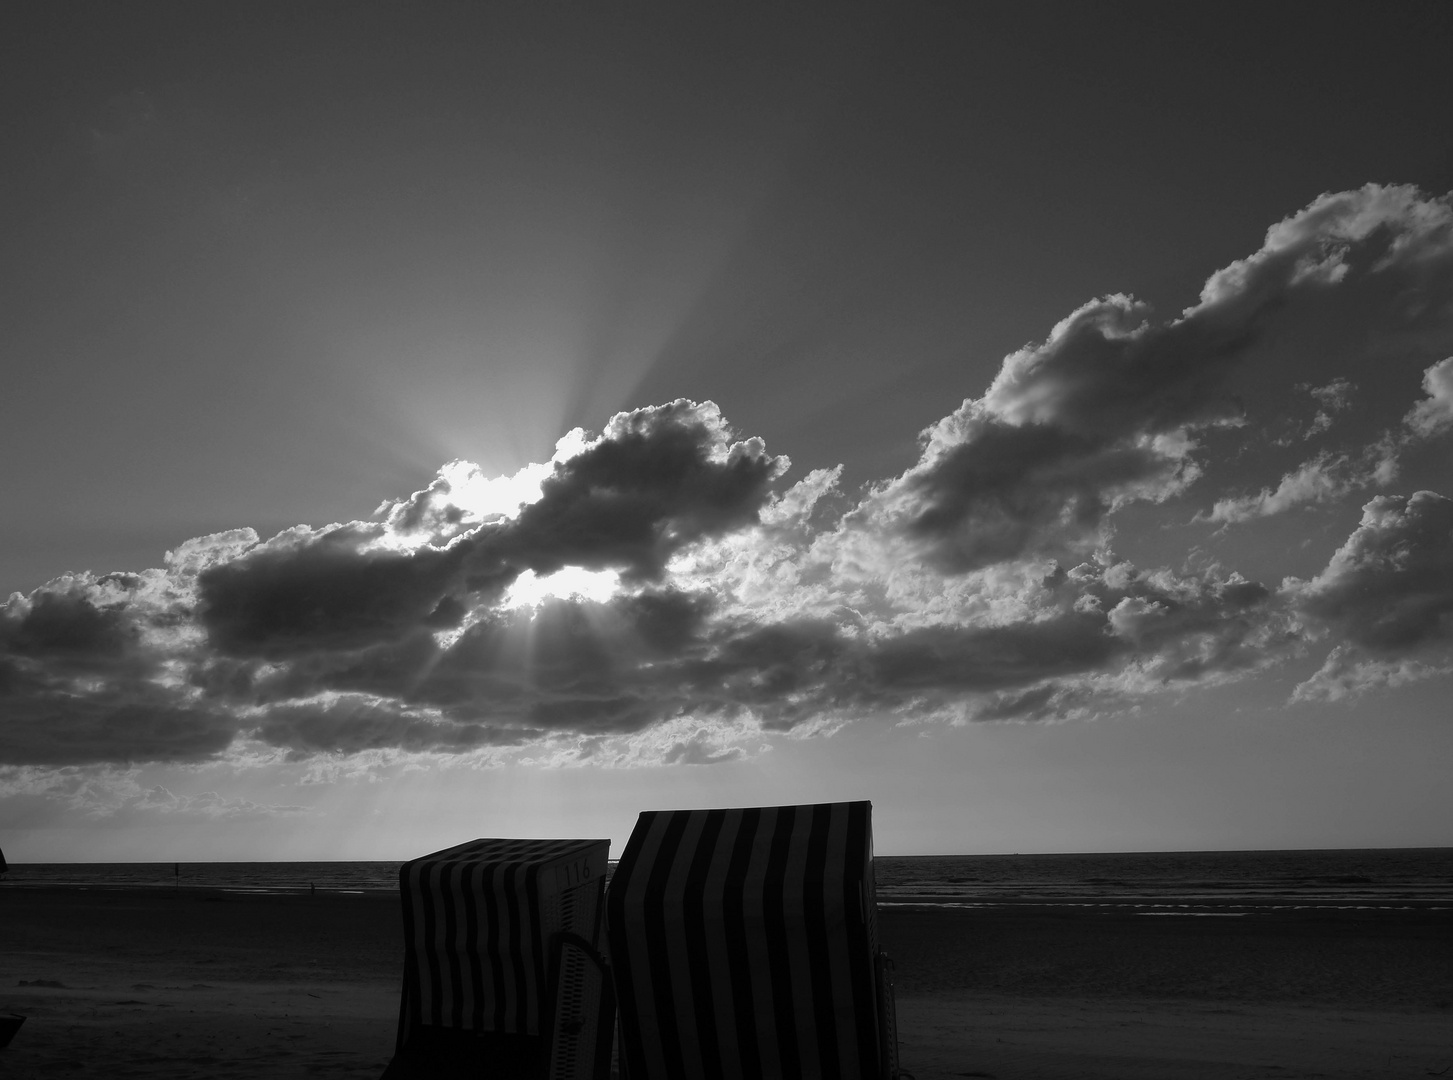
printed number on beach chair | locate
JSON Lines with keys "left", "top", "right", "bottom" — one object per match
{"left": 385, "top": 837, "right": 611, "bottom": 1079}
{"left": 606, "top": 801, "right": 901, "bottom": 1080}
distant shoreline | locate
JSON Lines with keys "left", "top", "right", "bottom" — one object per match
{"left": 7, "top": 848, "right": 1452, "bottom": 911}
{"left": 5, "top": 881, "right": 1451, "bottom": 917}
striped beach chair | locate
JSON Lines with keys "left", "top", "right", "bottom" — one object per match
{"left": 605, "top": 801, "right": 901, "bottom": 1080}
{"left": 383, "top": 837, "right": 613, "bottom": 1080}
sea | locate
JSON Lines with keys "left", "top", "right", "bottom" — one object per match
{"left": 4, "top": 848, "right": 1451, "bottom": 914}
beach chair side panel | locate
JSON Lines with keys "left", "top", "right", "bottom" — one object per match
{"left": 544, "top": 930, "right": 616, "bottom": 1080}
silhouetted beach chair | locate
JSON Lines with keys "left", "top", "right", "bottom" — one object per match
{"left": 0, "top": 1013, "right": 24, "bottom": 1049}
{"left": 605, "top": 801, "right": 901, "bottom": 1079}
{"left": 382, "top": 837, "right": 613, "bottom": 1080}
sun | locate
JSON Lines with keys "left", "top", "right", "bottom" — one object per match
{"left": 502, "top": 566, "right": 621, "bottom": 609}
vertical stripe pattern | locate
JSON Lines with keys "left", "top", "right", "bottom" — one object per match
{"left": 396, "top": 837, "right": 608, "bottom": 1040}
{"left": 606, "top": 802, "right": 884, "bottom": 1080}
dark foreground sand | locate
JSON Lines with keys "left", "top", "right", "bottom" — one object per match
{"left": 2, "top": 888, "right": 1449, "bottom": 1079}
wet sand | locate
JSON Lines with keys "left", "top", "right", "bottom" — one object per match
{"left": 2, "top": 888, "right": 1450, "bottom": 1078}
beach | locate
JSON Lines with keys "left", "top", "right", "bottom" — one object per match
{"left": 884, "top": 906, "right": 1453, "bottom": 1079}
{"left": 2, "top": 888, "right": 1450, "bottom": 1079}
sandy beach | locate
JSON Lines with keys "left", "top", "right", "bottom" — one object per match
{"left": 2, "top": 888, "right": 1450, "bottom": 1079}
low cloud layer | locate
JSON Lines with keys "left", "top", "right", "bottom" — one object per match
{"left": 4, "top": 184, "right": 1452, "bottom": 769}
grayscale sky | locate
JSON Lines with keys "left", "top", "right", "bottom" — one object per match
{"left": 3, "top": 3, "right": 1452, "bottom": 860}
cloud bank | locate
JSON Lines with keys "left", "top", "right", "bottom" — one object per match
{"left": 4, "top": 184, "right": 1452, "bottom": 770}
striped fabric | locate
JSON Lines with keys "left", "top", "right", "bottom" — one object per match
{"left": 605, "top": 802, "right": 890, "bottom": 1080}
{"left": 396, "top": 837, "right": 609, "bottom": 1042}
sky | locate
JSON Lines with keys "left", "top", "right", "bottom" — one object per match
{"left": 3, "top": 3, "right": 1453, "bottom": 861}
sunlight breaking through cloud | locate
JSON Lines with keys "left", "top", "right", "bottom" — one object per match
{"left": 503, "top": 567, "right": 623, "bottom": 609}
{"left": 3, "top": 184, "right": 1452, "bottom": 775}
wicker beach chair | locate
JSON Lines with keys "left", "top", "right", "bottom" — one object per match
{"left": 605, "top": 801, "right": 901, "bottom": 1080}
{"left": 382, "top": 837, "right": 613, "bottom": 1080}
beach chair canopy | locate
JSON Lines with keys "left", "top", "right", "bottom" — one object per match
{"left": 397, "top": 837, "right": 609, "bottom": 1039}
{"left": 606, "top": 801, "right": 892, "bottom": 1080}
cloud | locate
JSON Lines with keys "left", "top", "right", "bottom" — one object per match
{"left": 377, "top": 455, "right": 564, "bottom": 539}
{"left": 1404, "top": 357, "right": 1453, "bottom": 438}
{"left": 1203, "top": 443, "right": 1397, "bottom": 524}
{"left": 1288, "top": 491, "right": 1453, "bottom": 700}
{"left": 464, "top": 399, "right": 786, "bottom": 583}
{"left": 1308, "top": 377, "right": 1355, "bottom": 413}
{"left": 0, "top": 695, "right": 239, "bottom": 768}
{"left": 660, "top": 555, "right": 1284, "bottom": 729}
{"left": 1291, "top": 647, "right": 1451, "bottom": 704}
{"left": 1, "top": 401, "right": 780, "bottom": 766}
{"left": 4, "top": 186, "right": 1452, "bottom": 772}
{"left": 126, "top": 783, "right": 312, "bottom": 819}
{"left": 1277, "top": 378, "right": 1356, "bottom": 441}
{"left": 1209, "top": 352, "right": 1453, "bottom": 527}
{"left": 1205, "top": 453, "right": 1353, "bottom": 523}
{"left": 198, "top": 399, "right": 785, "bottom": 660}
{"left": 253, "top": 694, "right": 532, "bottom": 758}
{"left": 0, "top": 766, "right": 310, "bottom": 819}
{"left": 842, "top": 184, "right": 1453, "bottom": 569}
{"left": 1288, "top": 491, "right": 1453, "bottom": 651}
{"left": 199, "top": 527, "right": 467, "bottom": 657}
{"left": 390, "top": 589, "right": 715, "bottom": 734}
{"left": 0, "top": 566, "right": 238, "bottom": 766}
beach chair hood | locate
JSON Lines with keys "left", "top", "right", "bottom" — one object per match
{"left": 606, "top": 801, "right": 893, "bottom": 1080}
{"left": 396, "top": 837, "right": 609, "bottom": 1041}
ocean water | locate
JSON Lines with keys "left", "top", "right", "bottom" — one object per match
{"left": 5, "top": 848, "right": 1451, "bottom": 911}
{"left": 872, "top": 847, "right": 1453, "bottom": 912}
